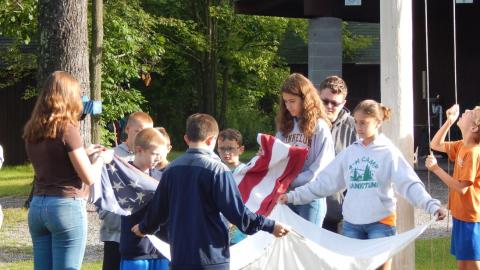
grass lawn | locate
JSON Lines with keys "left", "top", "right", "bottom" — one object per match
{"left": 0, "top": 261, "right": 103, "bottom": 269}
{"left": 416, "top": 237, "right": 456, "bottom": 269}
{"left": 0, "top": 164, "right": 34, "bottom": 197}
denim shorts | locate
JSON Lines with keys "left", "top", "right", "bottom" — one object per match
{"left": 451, "top": 217, "right": 480, "bottom": 260}
{"left": 288, "top": 198, "right": 326, "bottom": 226}
{"left": 342, "top": 220, "right": 396, "bottom": 240}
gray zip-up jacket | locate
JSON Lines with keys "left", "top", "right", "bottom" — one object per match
{"left": 331, "top": 108, "right": 357, "bottom": 155}
{"left": 287, "top": 134, "right": 441, "bottom": 224}
{"left": 326, "top": 108, "right": 357, "bottom": 222}
{"left": 276, "top": 118, "right": 335, "bottom": 188}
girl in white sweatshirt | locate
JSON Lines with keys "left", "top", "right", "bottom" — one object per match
{"left": 275, "top": 73, "right": 335, "bottom": 226}
{"left": 279, "top": 99, "right": 446, "bottom": 270}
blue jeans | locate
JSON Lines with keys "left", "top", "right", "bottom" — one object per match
{"left": 342, "top": 220, "right": 396, "bottom": 240}
{"left": 288, "top": 198, "right": 326, "bottom": 226}
{"left": 28, "top": 196, "right": 87, "bottom": 270}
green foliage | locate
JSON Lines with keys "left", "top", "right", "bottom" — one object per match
{"left": 0, "top": 0, "right": 373, "bottom": 150}
{"left": 139, "top": 0, "right": 291, "bottom": 146}
{"left": 0, "top": 0, "right": 37, "bottom": 90}
{"left": 0, "top": 0, "right": 37, "bottom": 44}
{"left": 99, "top": 0, "right": 166, "bottom": 145}
{"left": 0, "top": 0, "right": 168, "bottom": 146}
{"left": 342, "top": 21, "right": 373, "bottom": 62}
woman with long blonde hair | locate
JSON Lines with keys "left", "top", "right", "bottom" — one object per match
{"left": 24, "top": 71, "right": 109, "bottom": 270}
{"left": 275, "top": 73, "right": 335, "bottom": 225}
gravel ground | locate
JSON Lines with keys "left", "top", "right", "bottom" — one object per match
{"left": 0, "top": 197, "right": 103, "bottom": 264}
{"left": 0, "top": 159, "right": 453, "bottom": 264}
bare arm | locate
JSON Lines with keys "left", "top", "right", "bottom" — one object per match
{"left": 430, "top": 104, "right": 459, "bottom": 153}
{"left": 425, "top": 154, "right": 470, "bottom": 195}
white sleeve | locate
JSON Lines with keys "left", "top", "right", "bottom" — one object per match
{"left": 0, "top": 145, "right": 3, "bottom": 169}
{"left": 391, "top": 149, "right": 441, "bottom": 215}
{"left": 287, "top": 151, "right": 347, "bottom": 205}
{"left": 291, "top": 123, "right": 335, "bottom": 188}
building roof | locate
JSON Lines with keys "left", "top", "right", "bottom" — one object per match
{"left": 234, "top": 0, "right": 379, "bottom": 22}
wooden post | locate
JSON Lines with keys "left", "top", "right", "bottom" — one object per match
{"left": 380, "top": 1, "right": 415, "bottom": 269}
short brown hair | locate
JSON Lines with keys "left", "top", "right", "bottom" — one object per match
{"left": 155, "top": 127, "right": 171, "bottom": 146}
{"left": 353, "top": 99, "right": 392, "bottom": 122}
{"left": 218, "top": 128, "right": 243, "bottom": 146}
{"left": 319, "top": 75, "right": 348, "bottom": 97}
{"left": 127, "top": 112, "right": 153, "bottom": 127}
{"left": 186, "top": 113, "right": 219, "bottom": 142}
{"left": 134, "top": 128, "right": 166, "bottom": 150}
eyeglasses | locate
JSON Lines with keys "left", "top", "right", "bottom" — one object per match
{"left": 218, "top": 147, "right": 239, "bottom": 153}
{"left": 321, "top": 98, "right": 344, "bottom": 108}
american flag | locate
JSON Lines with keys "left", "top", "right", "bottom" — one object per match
{"left": 234, "top": 134, "right": 308, "bottom": 216}
{"left": 89, "top": 156, "right": 159, "bottom": 215}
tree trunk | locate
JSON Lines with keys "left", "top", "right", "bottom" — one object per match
{"left": 219, "top": 65, "right": 229, "bottom": 128}
{"left": 37, "top": 0, "right": 91, "bottom": 145}
{"left": 90, "top": 0, "right": 103, "bottom": 144}
{"left": 195, "top": 0, "right": 218, "bottom": 117}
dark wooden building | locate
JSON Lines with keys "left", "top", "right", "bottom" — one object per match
{"left": 0, "top": 76, "right": 36, "bottom": 165}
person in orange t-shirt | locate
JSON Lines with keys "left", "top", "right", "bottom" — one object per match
{"left": 426, "top": 104, "right": 480, "bottom": 270}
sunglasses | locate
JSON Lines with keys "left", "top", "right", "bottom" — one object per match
{"left": 321, "top": 98, "right": 344, "bottom": 108}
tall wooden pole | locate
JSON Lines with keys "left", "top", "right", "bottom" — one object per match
{"left": 380, "top": 1, "right": 415, "bottom": 269}
{"left": 90, "top": 0, "right": 103, "bottom": 144}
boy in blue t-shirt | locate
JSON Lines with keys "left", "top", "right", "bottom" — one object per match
{"left": 132, "top": 113, "right": 289, "bottom": 270}
{"left": 100, "top": 112, "right": 154, "bottom": 270}
{"left": 120, "top": 128, "right": 170, "bottom": 270}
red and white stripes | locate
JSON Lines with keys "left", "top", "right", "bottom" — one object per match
{"left": 234, "top": 134, "right": 308, "bottom": 216}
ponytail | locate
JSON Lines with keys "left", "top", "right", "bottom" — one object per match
{"left": 354, "top": 99, "right": 392, "bottom": 122}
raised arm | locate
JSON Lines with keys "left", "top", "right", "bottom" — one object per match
{"left": 426, "top": 154, "right": 471, "bottom": 195}
{"left": 430, "top": 104, "right": 459, "bottom": 153}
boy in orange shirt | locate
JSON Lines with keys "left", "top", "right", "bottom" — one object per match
{"left": 426, "top": 104, "right": 480, "bottom": 270}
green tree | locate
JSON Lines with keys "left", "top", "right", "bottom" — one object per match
{"left": 0, "top": 0, "right": 37, "bottom": 90}
{"left": 363, "top": 165, "right": 373, "bottom": 181}
{"left": 0, "top": 0, "right": 167, "bottom": 146}
{"left": 141, "top": 0, "right": 291, "bottom": 146}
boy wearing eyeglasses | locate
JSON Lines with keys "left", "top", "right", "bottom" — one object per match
{"left": 217, "top": 128, "right": 248, "bottom": 245}
{"left": 319, "top": 75, "right": 357, "bottom": 234}
{"left": 217, "top": 128, "right": 246, "bottom": 174}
